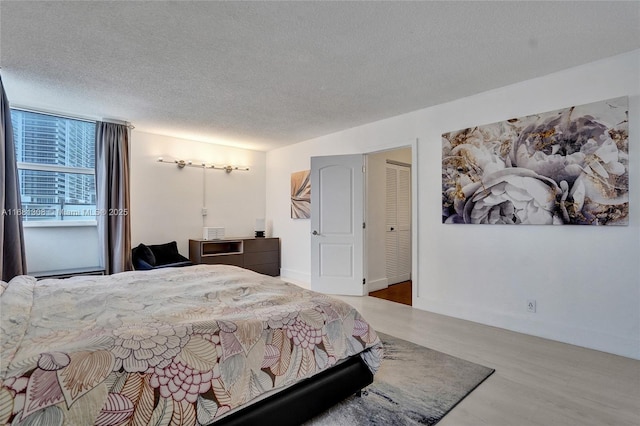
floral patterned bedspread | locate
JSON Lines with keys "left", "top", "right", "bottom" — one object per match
{"left": 0, "top": 265, "right": 382, "bottom": 425}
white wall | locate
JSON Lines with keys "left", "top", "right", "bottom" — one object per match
{"left": 23, "top": 225, "right": 101, "bottom": 273}
{"left": 266, "top": 50, "right": 640, "bottom": 359}
{"left": 130, "top": 131, "right": 266, "bottom": 257}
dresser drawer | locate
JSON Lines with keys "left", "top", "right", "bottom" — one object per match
{"left": 201, "top": 253, "right": 243, "bottom": 267}
{"left": 244, "top": 238, "right": 279, "bottom": 253}
{"left": 244, "top": 250, "right": 279, "bottom": 267}
{"left": 246, "top": 263, "right": 280, "bottom": 277}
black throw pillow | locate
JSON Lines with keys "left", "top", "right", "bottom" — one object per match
{"left": 133, "top": 243, "right": 156, "bottom": 267}
{"left": 148, "top": 241, "right": 180, "bottom": 265}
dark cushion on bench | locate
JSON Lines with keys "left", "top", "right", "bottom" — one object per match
{"left": 132, "top": 241, "right": 192, "bottom": 270}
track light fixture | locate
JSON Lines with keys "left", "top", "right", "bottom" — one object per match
{"left": 157, "top": 157, "right": 249, "bottom": 172}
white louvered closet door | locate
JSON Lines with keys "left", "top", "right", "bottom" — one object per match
{"left": 385, "top": 163, "right": 411, "bottom": 285}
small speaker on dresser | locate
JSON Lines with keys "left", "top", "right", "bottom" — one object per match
{"left": 203, "top": 227, "right": 225, "bottom": 240}
{"left": 255, "top": 218, "right": 265, "bottom": 238}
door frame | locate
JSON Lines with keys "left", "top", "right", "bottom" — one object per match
{"left": 363, "top": 138, "right": 420, "bottom": 304}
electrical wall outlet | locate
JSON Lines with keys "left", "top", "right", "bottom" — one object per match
{"left": 527, "top": 299, "right": 537, "bottom": 313}
{"left": 201, "top": 208, "right": 208, "bottom": 216}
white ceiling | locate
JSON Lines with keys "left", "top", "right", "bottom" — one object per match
{"left": 1, "top": 1, "right": 639, "bottom": 152}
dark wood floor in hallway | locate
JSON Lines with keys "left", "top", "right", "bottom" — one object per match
{"left": 368, "top": 281, "right": 412, "bottom": 306}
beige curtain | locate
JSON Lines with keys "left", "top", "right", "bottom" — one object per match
{"left": 1, "top": 74, "right": 27, "bottom": 281}
{"left": 95, "top": 121, "right": 132, "bottom": 274}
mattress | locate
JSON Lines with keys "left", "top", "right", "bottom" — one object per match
{"left": 0, "top": 265, "right": 382, "bottom": 425}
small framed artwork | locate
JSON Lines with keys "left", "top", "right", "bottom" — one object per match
{"left": 291, "top": 170, "right": 311, "bottom": 219}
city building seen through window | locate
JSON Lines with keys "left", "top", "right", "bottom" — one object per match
{"left": 11, "top": 109, "right": 97, "bottom": 222}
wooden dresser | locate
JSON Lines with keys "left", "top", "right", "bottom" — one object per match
{"left": 189, "top": 237, "right": 280, "bottom": 276}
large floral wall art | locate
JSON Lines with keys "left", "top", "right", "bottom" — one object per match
{"left": 442, "top": 97, "right": 629, "bottom": 225}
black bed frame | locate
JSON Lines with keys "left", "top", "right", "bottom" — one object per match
{"left": 213, "top": 355, "right": 374, "bottom": 425}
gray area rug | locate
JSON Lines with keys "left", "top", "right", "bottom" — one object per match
{"left": 306, "top": 333, "right": 494, "bottom": 425}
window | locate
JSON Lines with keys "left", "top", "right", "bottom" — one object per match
{"left": 11, "top": 109, "right": 96, "bottom": 223}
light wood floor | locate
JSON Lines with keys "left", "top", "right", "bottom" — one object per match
{"left": 334, "top": 294, "right": 640, "bottom": 426}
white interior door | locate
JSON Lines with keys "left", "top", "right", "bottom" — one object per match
{"left": 385, "top": 163, "right": 412, "bottom": 285}
{"left": 310, "top": 154, "right": 365, "bottom": 296}
{"left": 385, "top": 166, "right": 398, "bottom": 283}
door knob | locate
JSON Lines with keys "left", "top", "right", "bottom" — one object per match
{"left": 312, "top": 230, "right": 319, "bottom": 235}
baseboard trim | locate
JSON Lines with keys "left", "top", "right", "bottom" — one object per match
{"left": 280, "top": 269, "right": 311, "bottom": 289}
{"left": 413, "top": 297, "right": 640, "bottom": 360}
{"left": 366, "top": 277, "right": 388, "bottom": 293}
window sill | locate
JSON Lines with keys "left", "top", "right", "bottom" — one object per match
{"left": 23, "top": 221, "right": 98, "bottom": 228}
{"left": 31, "top": 266, "right": 105, "bottom": 279}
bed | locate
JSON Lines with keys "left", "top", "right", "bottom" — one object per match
{"left": 0, "top": 265, "right": 383, "bottom": 425}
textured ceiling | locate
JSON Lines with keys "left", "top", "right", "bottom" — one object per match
{"left": 1, "top": 1, "right": 639, "bottom": 151}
